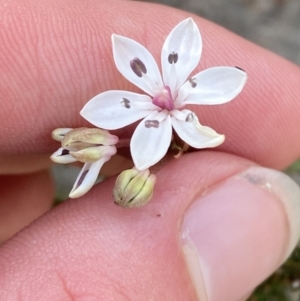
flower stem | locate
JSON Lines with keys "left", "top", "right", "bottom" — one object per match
{"left": 116, "top": 138, "right": 131, "bottom": 148}
{"left": 149, "top": 150, "right": 178, "bottom": 174}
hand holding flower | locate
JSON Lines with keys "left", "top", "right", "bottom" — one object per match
{"left": 0, "top": 1, "right": 300, "bottom": 301}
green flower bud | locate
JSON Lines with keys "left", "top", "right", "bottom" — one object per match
{"left": 113, "top": 168, "right": 156, "bottom": 208}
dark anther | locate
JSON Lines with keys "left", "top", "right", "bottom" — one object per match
{"left": 185, "top": 113, "right": 194, "bottom": 122}
{"left": 130, "top": 58, "right": 147, "bottom": 77}
{"left": 189, "top": 78, "right": 197, "bottom": 88}
{"left": 235, "top": 66, "right": 245, "bottom": 72}
{"left": 76, "top": 170, "right": 89, "bottom": 188}
{"left": 61, "top": 149, "right": 70, "bottom": 156}
{"left": 145, "top": 120, "right": 159, "bottom": 128}
{"left": 168, "top": 52, "right": 178, "bottom": 64}
{"left": 120, "top": 98, "right": 131, "bottom": 109}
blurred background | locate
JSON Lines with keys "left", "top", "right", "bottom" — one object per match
{"left": 145, "top": 0, "right": 300, "bottom": 65}
{"left": 137, "top": 0, "right": 300, "bottom": 300}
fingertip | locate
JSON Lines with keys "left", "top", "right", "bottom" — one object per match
{"left": 181, "top": 166, "right": 300, "bottom": 301}
{"left": 1, "top": 152, "right": 299, "bottom": 300}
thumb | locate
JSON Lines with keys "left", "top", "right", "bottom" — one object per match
{"left": 0, "top": 152, "right": 299, "bottom": 301}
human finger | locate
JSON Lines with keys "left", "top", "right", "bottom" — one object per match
{"left": 0, "top": 170, "right": 54, "bottom": 242}
{"left": 0, "top": 152, "right": 299, "bottom": 301}
{"left": 0, "top": 154, "right": 52, "bottom": 174}
{"left": 1, "top": 0, "right": 300, "bottom": 169}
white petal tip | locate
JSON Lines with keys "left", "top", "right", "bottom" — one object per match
{"left": 185, "top": 17, "right": 199, "bottom": 29}
{"left": 208, "top": 134, "right": 225, "bottom": 147}
{"left": 69, "top": 177, "right": 94, "bottom": 199}
{"left": 213, "top": 134, "right": 225, "bottom": 147}
{"left": 193, "top": 134, "right": 225, "bottom": 149}
{"left": 51, "top": 128, "right": 72, "bottom": 141}
{"left": 111, "top": 34, "right": 125, "bottom": 45}
{"left": 50, "top": 155, "right": 61, "bottom": 164}
{"left": 180, "top": 17, "right": 195, "bottom": 24}
{"left": 68, "top": 192, "right": 79, "bottom": 199}
{"left": 69, "top": 190, "right": 86, "bottom": 199}
{"left": 111, "top": 33, "right": 118, "bottom": 42}
{"left": 79, "top": 108, "right": 84, "bottom": 117}
{"left": 111, "top": 34, "right": 123, "bottom": 52}
{"left": 187, "top": 17, "right": 195, "bottom": 24}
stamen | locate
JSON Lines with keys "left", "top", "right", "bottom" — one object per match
{"left": 120, "top": 98, "right": 131, "bottom": 109}
{"left": 168, "top": 52, "right": 178, "bottom": 64}
{"left": 145, "top": 120, "right": 159, "bottom": 128}
{"left": 76, "top": 170, "right": 89, "bottom": 189}
{"left": 61, "top": 149, "right": 70, "bottom": 156}
{"left": 189, "top": 78, "right": 197, "bottom": 88}
{"left": 185, "top": 113, "right": 194, "bottom": 122}
{"left": 130, "top": 58, "right": 147, "bottom": 77}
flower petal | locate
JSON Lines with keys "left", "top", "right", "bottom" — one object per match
{"left": 51, "top": 128, "right": 73, "bottom": 141}
{"left": 131, "top": 110, "right": 172, "bottom": 170}
{"left": 162, "top": 18, "right": 202, "bottom": 96}
{"left": 176, "top": 67, "right": 247, "bottom": 106}
{"left": 50, "top": 148, "right": 77, "bottom": 164}
{"left": 171, "top": 110, "right": 225, "bottom": 148}
{"left": 112, "top": 34, "right": 164, "bottom": 96}
{"left": 69, "top": 158, "right": 107, "bottom": 198}
{"left": 80, "top": 91, "right": 157, "bottom": 130}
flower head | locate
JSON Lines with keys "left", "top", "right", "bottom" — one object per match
{"left": 81, "top": 18, "right": 247, "bottom": 170}
{"left": 51, "top": 128, "right": 118, "bottom": 198}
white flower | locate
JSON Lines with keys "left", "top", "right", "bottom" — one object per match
{"left": 80, "top": 18, "right": 247, "bottom": 170}
{"left": 51, "top": 128, "right": 118, "bottom": 198}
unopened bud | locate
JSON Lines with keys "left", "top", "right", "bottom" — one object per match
{"left": 51, "top": 128, "right": 73, "bottom": 141}
{"left": 70, "top": 145, "right": 116, "bottom": 163}
{"left": 113, "top": 168, "right": 156, "bottom": 208}
{"left": 62, "top": 128, "right": 118, "bottom": 149}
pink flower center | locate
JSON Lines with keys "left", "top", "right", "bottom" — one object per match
{"left": 152, "top": 86, "right": 174, "bottom": 111}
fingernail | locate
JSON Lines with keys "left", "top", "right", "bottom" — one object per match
{"left": 180, "top": 166, "right": 300, "bottom": 301}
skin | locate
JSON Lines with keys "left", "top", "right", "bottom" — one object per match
{"left": 0, "top": 0, "right": 300, "bottom": 300}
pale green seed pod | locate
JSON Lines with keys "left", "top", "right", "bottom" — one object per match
{"left": 51, "top": 127, "right": 118, "bottom": 165}
{"left": 113, "top": 168, "right": 157, "bottom": 208}
{"left": 61, "top": 128, "right": 118, "bottom": 149}
{"left": 70, "top": 145, "right": 115, "bottom": 163}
